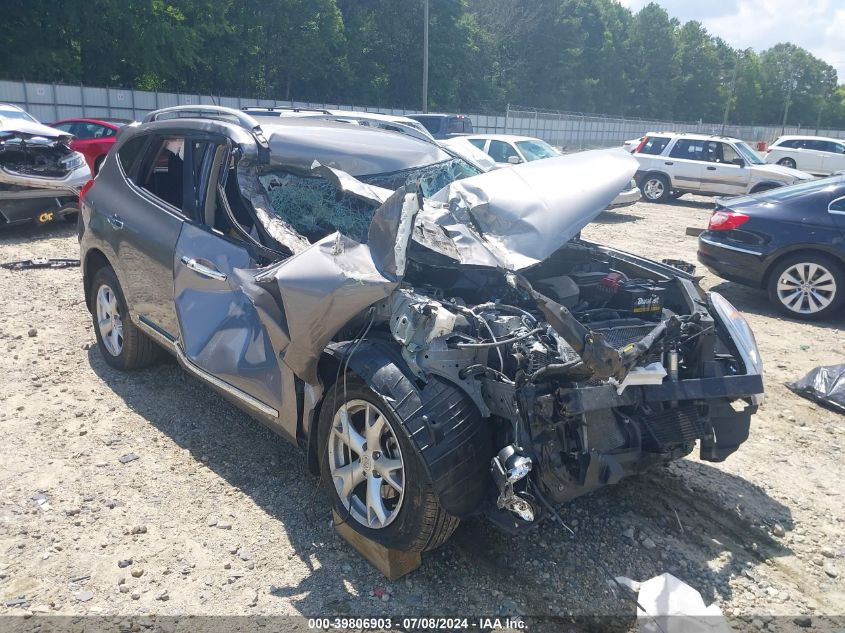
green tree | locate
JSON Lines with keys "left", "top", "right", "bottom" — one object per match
{"left": 623, "top": 3, "right": 679, "bottom": 119}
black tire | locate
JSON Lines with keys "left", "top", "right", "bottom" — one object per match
{"left": 777, "top": 157, "right": 797, "bottom": 169}
{"left": 766, "top": 253, "right": 845, "bottom": 320}
{"left": 640, "top": 173, "right": 671, "bottom": 202}
{"left": 90, "top": 266, "right": 159, "bottom": 370}
{"left": 318, "top": 376, "right": 459, "bottom": 552}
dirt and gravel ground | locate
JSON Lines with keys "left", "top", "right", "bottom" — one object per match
{"left": 0, "top": 197, "right": 844, "bottom": 631}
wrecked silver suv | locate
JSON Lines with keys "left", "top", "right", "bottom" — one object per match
{"left": 79, "top": 106, "right": 763, "bottom": 551}
{"left": 0, "top": 103, "right": 90, "bottom": 226}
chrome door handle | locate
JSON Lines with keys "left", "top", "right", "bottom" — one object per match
{"left": 180, "top": 256, "right": 227, "bottom": 281}
{"left": 108, "top": 214, "right": 124, "bottom": 230}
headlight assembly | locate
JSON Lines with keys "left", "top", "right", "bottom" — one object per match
{"left": 709, "top": 291, "right": 762, "bottom": 376}
{"left": 60, "top": 152, "right": 86, "bottom": 171}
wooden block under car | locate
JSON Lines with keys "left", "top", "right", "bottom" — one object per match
{"left": 332, "top": 510, "right": 421, "bottom": 580}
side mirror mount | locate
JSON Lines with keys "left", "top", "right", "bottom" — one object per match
{"left": 507, "top": 155, "right": 522, "bottom": 165}
{"left": 732, "top": 158, "right": 746, "bottom": 167}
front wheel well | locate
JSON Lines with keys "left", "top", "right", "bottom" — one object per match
{"left": 637, "top": 170, "right": 671, "bottom": 187}
{"left": 83, "top": 249, "right": 111, "bottom": 312}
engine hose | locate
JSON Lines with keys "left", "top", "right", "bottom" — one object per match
{"left": 455, "top": 328, "right": 544, "bottom": 349}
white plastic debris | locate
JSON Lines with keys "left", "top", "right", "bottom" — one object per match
{"left": 615, "top": 573, "right": 733, "bottom": 633}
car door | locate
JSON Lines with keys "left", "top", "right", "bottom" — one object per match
{"left": 821, "top": 141, "right": 845, "bottom": 174}
{"left": 799, "top": 139, "right": 828, "bottom": 174}
{"left": 703, "top": 141, "right": 750, "bottom": 196}
{"left": 666, "top": 139, "right": 704, "bottom": 190}
{"left": 171, "top": 138, "right": 295, "bottom": 437}
{"left": 107, "top": 132, "right": 191, "bottom": 340}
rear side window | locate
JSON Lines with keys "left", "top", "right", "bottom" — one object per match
{"left": 639, "top": 136, "right": 670, "bottom": 155}
{"left": 447, "top": 117, "right": 472, "bottom": 134}
{"left": 117, "top": 135, "right": 148, "bottom": 177}
{"left": 669, "top": 139, "right": 705, "bottom": 161}
{"left": 137, "top": 136, "right": 186, "bottom": 211}
{"left": 468, "top": 138, "right": 486, "bottom": 150}
{"left": 777, "top": 139, "right": 800, "bottom": 149}
{"left": 831, "top": 197, "right": 845, "bottom": 212}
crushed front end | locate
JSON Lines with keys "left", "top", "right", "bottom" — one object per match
{"left": 379, "top": 240, "right": 763, "bottom": 532}
{"left": 0, "top": 129, "right": 90, "bottom": 226}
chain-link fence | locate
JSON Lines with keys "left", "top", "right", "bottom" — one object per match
{"left": 470, "top": 106, "right": 845, "bottom": 150}
{"left": 2, "top": 79, "right": 843, "bottom": 149}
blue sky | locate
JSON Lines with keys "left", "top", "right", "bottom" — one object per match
{"left": 617, "top": 0, "right": 845, "bottom": 82}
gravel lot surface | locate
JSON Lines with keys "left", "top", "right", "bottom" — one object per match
{"left": 1, "top": 197, "right": 844, "bottom": 631}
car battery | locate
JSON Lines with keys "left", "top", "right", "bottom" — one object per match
{"left": 602, "top": 275, "right": 665, "bottom": 319}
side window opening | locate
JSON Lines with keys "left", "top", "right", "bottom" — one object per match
{"left": 831, "top": 197, "right": 845, "bottom": 213}
{"left": 117, "top": 135, "right": 149, "bottom": 179}
{"left": 488, "top": 140, "right": 519, "bottom": 163}
{"left": 669, "top": 139, "right": 705, "bottom": 161}
{"left": 138, "top": 136, "right": 185, "bottom": 211}
{"left": 639, "top": 136, "right": 670, "bottom": 155}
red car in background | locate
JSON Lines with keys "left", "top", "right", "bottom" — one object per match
{"left": 50, "top": 118, "right": 129, "bottom": 174}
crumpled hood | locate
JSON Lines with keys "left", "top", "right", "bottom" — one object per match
{"left": 426, "top": 148, "right": 638, "bottom": 269}
{"left": 0, "top": 120, "right": 73, "bottom": 143}
{"left": 754, "top": 163, "right": 812, "bottom": 181}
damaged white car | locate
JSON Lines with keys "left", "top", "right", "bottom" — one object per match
{"left": 0, "top": 103, "right": 90, "bottom": 227}
{"left": 79, "top": 106, "right": 763, "bottom": 551}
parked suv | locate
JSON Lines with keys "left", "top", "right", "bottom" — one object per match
{"left": 79, "top": 106, "right": 762, "bottom": 552}
{"left": 765, "top": 135, "right": 845, "bottom": 176}
{"left": 406, "top": 113, "right": 473, "bottom": 139}
{"left": 632, "top": 132, "right": 812, "bottom": 202}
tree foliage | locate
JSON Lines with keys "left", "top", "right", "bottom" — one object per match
{"left": 1, "top": 0, "right": 843, "bottom": 127}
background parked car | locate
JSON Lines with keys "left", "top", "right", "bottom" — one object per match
{"left": 467, "top": 133, "right": 641, "bottom": 207}
{"left": 764, "top": 135, "right": 845, "bottom": 175}
{"left": 1, "top": 104, "right": 90, "bottom": 227}
{"left": 698, "top": 175, "right": 845, "bottom": 319}
{"left": 50, "top": 118, "right": 129, "bottom": 174}
{"left": 405, "top": 113, "right": 473, "bottom": 139}
{"left": 633, "top": 132, "right": 813, "bottom": 202}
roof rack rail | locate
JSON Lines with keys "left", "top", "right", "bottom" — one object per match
{"left": 242, "top": 106, "right": 333, "bottom": 115}
{"left": 142, "top": 105, "right": 270, "bottom": 151}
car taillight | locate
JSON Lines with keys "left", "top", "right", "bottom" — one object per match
{"left": 708, "top": 210, "right": 749, "bottom": 231}
{"left": 78, "top": 179, "right": 95, "bottom": 209}
{"left": 633, "top": 136, "right": 648, "bottom": 153}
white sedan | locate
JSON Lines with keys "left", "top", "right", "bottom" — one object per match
{"left": 465, "top": 133, "right": 641, "bottom": 207}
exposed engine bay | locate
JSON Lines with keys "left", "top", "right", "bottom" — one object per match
{"left": 0, "top": 130, "right": 89, "bottom": 226}
{"left": 337, "top": 239, "right": 757, "bottom": 530}
{"left": 230, "top": 139, "right": 763, "bottom": 534}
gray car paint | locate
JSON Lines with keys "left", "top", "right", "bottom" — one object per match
{"left": 81, "top": 114, "right": 640, "bottom": 447}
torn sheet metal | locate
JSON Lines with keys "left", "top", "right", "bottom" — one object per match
{"left": 428, "top": 149, "right": 638, "bottom": 270}
{"left": 254, "top": 232, "right": 398, "bottom": 384}
{"left": 310, "top": 160, "right": 393, "bottom": 205}
{"left": 786, "top": 364, "right": 845, "bottom": 414}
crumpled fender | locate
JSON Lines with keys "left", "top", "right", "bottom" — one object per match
{"left": 318, "top": 339, "right": 491, "bottom": 518}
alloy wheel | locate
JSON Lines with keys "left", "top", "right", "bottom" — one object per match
{"left": 328, "top": 399, "right": 405, "bottom": 529}
{"left": 776, "top": 262, "right": 837, "bottom": 315}
{"left": 96, "top": 284, "right": 124, "bottom": 356}
{"left": 643, "top": 178, "right": 665, "bottom": 200}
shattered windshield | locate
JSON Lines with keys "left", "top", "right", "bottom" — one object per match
{"left": 259, "top": 158, "right": 479, "bottom": 243}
